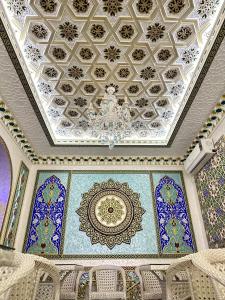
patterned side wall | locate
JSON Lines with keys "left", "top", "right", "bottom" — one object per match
{"left": 195, "top": 136, "right": 225, "bottom": 248}
{"left": 24, "top": 170, "right": 195, "bottom": 258}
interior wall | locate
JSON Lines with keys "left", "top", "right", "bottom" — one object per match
{"left": 0, "top": 120, "right": 34, "bottom": 246}
{"left": 194, "top": 115, "right": 225, "bottom": 249}
{"left": 16, "top": 163, "right": 208, "bottom": 266}
{"left": 4, "top": 111, "right": 224, "bottom": 259}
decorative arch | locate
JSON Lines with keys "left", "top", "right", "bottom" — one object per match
{"left": 25, "top": 175, "right": 67, "bottom": 255}
{"left": 0, "top": 136, "right": 12, "bottom": 233}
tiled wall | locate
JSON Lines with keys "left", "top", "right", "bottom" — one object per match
{"left": 24, "top": 170, "right": 195, "bottom": 258}
{"left": 195, "top": 136, "right": 225, "bottom": 248}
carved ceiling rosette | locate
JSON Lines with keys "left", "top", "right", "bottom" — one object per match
{"left": 76, "top": 179, "right": 145, "bottom": 249}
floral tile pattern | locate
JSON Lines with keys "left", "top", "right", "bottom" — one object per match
{"left": 195, "top": 136, "right": 225, "bottom": 248}
{"left": 152, "top": 171, "right": 195, "bottom": 254}
{"left": 24, "top": 172, "right": 69, "bottom": 255}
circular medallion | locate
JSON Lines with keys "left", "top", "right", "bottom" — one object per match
{"left": 76, "top": 179, "right": 145, "bottom": 249}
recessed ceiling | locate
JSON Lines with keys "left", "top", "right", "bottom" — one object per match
{"left": 1, "top": 0, "right": 224, "bottom": 148}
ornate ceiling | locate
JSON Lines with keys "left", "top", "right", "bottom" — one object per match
{"left": 1, "top": 0, "right": 224, "bottom": 146}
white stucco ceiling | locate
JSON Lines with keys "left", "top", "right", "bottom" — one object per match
{"left": 0, "top": 0, "right": 224, "bottom": 156}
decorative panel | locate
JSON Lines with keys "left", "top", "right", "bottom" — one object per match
{"left": 151, "top": 171, "right": 195, "bottom": 255}
{"left": 0, "top": 137, "right": 12, "bottom": 233}
{"left": 1, "top": 0, "right": 224, "bottom": 146}
{"left": 4, "top": 162, "right": 29, "bottom": 247}
{"left": 63, "top": 171, "right": 158, "bottom": 258}
{"left": 24, "top": 170, "right": 195, "bottom": 258}
{"left": 195, "top": 136, "right": 225, "bottom": 248}
{"left": 24, "top": 171, "right": 69, "bottom": 255}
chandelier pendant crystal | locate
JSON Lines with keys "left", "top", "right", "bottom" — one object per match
{"left": 88, "top": 86, "right": 133, "bottom": 149}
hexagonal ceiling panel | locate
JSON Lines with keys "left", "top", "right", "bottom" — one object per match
{"left": 1, "top": 0, "right": 224, "bottom": 146}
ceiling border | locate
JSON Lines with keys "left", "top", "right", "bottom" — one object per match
{"left": 0, "top": 92, "right": 225, "bottom": 165}
{"left": 0, "top": 17, "right": 225, "bottom": 149}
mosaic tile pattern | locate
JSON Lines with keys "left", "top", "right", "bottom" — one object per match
{"left": 25, "top": 172, "right": 69, "bottom": 255}
{"left": 195, "top": 136, "right": 225, "bottom": 248}
{"left": 152, "top": 172, "right": 195, "bottom": 254}
{"left": 24, "top": 170, "right": 195, "bottom": 257}
{"left": 64, "top": 172, "right": 158, "bottom": 257}
{"left": 4, "top": 162, "right": 29, "bottom": 247}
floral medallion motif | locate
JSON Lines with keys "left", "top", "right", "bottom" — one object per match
{"left": 177, "top": 26, "right": 192, "bottom": 41}
{"left": 76, "top": 179, "right": 145, "bottom": 249}
{"left": 118, "top": 68, "right": 130, "bottom": 78}
{"left": 90, "top": 24, "right": 106, "bottom": 39}
{"left": 7, "top": 0, "right": 27, "bottom": 16}
{"left": 157, "top": 49, "right": 171, "bottom": 61}
{"left": 128, "top": 85, "right": 139, "bottom": 94}
{"left": 102, "top": 0, "right": 123, "bottom": 16}
{"left": 97, "top": 196, "right": 125, "bottom": 226}
{"left": 94, "top": 68, "right": 106, "bottom": 78}
{"left": 61, "top": 83, "right": 73, "bottom": 93}
{"left": 156, "top": 99, "right": 168, "bottom": 107}
{"left": 73, "top": 0, "right": 89, "bottom": 13}
{"left": 59, "top": 22, "right": 78, "bottom": 41}
{"left": 31, "top": 24, "right": 48, "bottom": 39}
{"left": 52, "top": 47, "right": 67, "bottom": 60}
{"left": 136, "top": 0, "right": 153, "bottom": 13}
{"left": 54, "top": 98, "right": 66, "bottom": 106}
{"left": 170, "top": 83, "right": 184, "bottom": 96}
{"left": 167, "top": 0, "right": 185, "bottom": 14}
{"left": 151, "top": 121, "right": 161, "bottom": 128}
{"left": 68, "top": 110, "right": 79, "bottom": 117}
{"left": 24, "top": 45, "right": 42, "bottom": 62}
{"left": 84, "top": 84, "right": 96, "bottom": 93}
{"left": 45, "top": 67, "right": 58, "bottom": 78}
{"left": 165, "top": 69, "right": 178, "bottom": 79}
{"left": 79, "top": 48, "right": 93, "bottom": 60}
{"left": 104, "top": 46, "right": 121, "bottom": 62}
{"left": 197, "top": 0, "right": 220, "bottom": 19}
{"left": 143, "top": 111, "right": 154, "bottom": 118}
{"left": 68, "top": 66, "right": 84, "bottom": 79}
{"left": 146, "top": 23, "right": 165, "bottom": 42}
{"left": 140, "top": 66, "right": 156, "bottom": 80}
{"left": 149, "top": 85, "right": 161, "bottom": 94}
{"left": 61, "top": 120, "right": 72, "bottom": 127}
{"left": 135, "top": 98, "right": 148, "bottom": 108}
{"left": 119, "top": 25, "right": 134, "bottom": 39}
{"left": 182, "top": 48, "right": 199, "bottom": 64}
{"left": 39, "top": 0, "right": 57, "bottom": 13}
{"left": 74, "top": 97, "right": 87, "bottom": 107}
{"left": 38, "top": 82, "right": 52, "bottom": 95}
{"left": 132, "top": 49, "right": 146, "bottom": 61}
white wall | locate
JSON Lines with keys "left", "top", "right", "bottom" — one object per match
{"left": 0, "top": 120, "right": 34, "bottom": 247}
{"left": 210, "top": 114, "right": 225, "bottom": 144}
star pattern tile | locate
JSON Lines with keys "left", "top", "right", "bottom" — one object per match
{"left": 1, "top": 0, "right": 224, "bottom": 145}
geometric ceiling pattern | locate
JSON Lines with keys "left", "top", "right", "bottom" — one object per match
{"left": 1, "top": 0, "right": 223, "bottom": 146}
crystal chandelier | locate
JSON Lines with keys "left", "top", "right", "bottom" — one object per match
{"left": 88, "top": 86, "right": 133, "bottom": 149}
